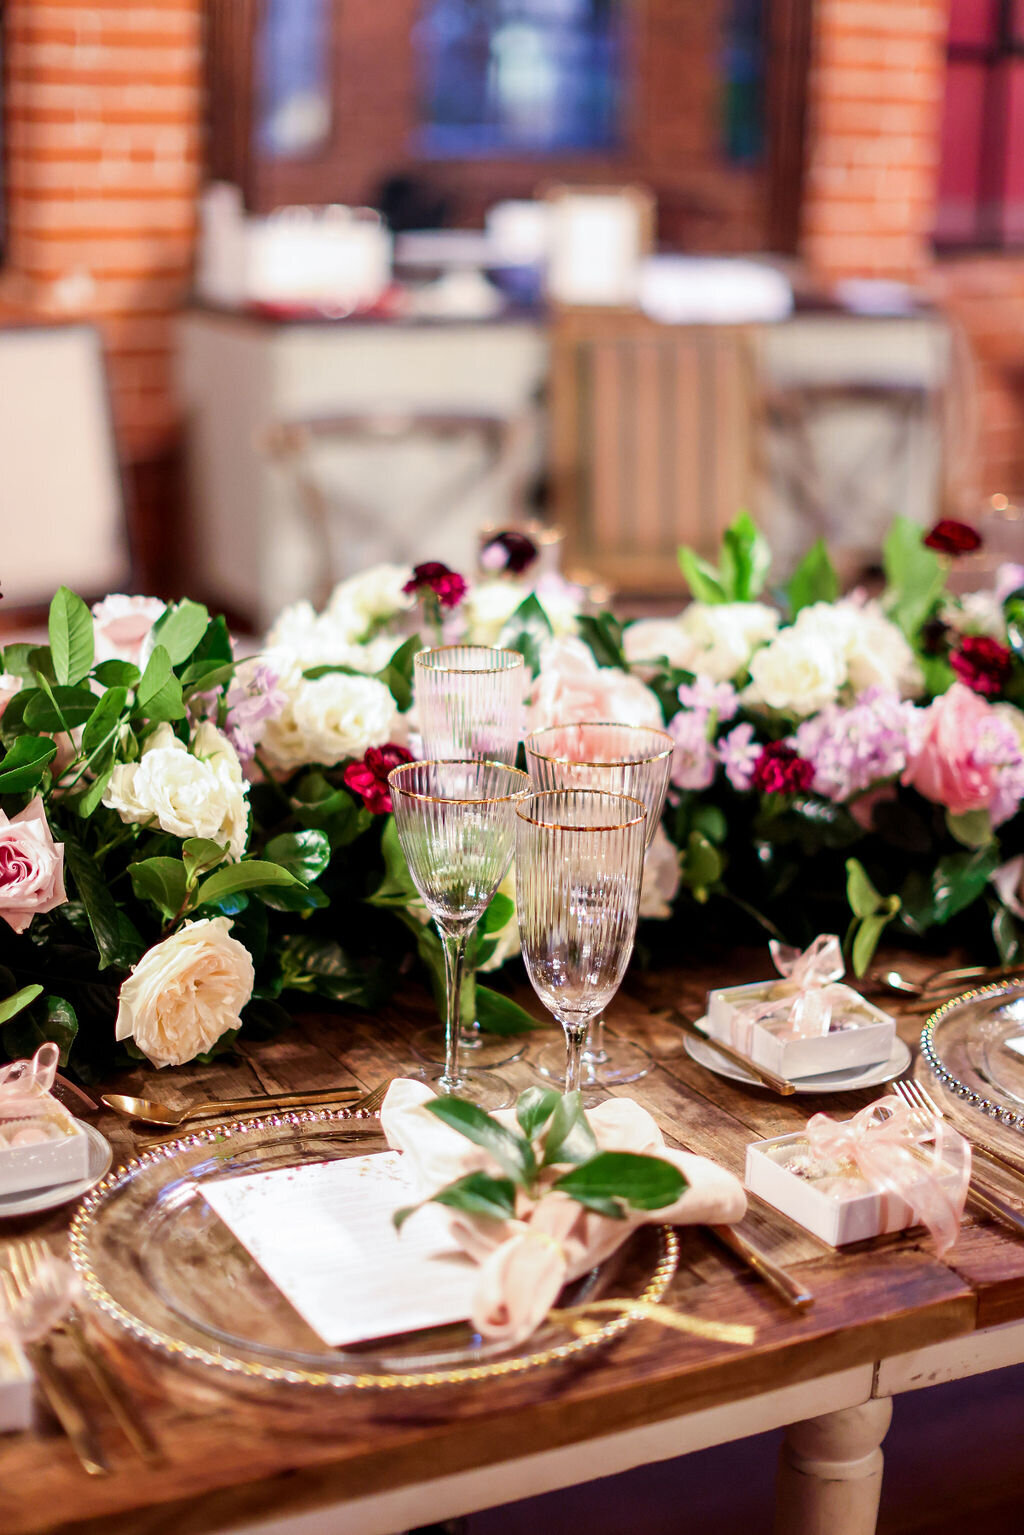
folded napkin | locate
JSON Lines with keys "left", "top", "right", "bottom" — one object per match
{"left": 382, "top": 1080, "right": 746, "bottom": 1346}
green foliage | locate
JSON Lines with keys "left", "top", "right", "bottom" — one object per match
{"left": 395, "top": 1171, "right": 517, "bottom": 1231}
{"left": 553, "top": 1151, "right": 686, "bottom": 1219}
{"left": 678, "top": 511, "right": 771, "bottom": 604}
{"left": 578, "top": 612, "right": 626, "bottom": 669}
{"left": 496, "top": 592, "right": 553, "bottom": 676}
{"left": 0, "top": 985, "right": 44, "bottom": 1026}
{"left": 787, "top": 540, "right": 839, "bottom": 615}
{"left": 845, "top": 858, "right": 901, "bottom": 976}
{"left": 0, "top": 735, "right": 57, "bottom": 794}
{"left": 883, "top": 516, "right": 946, "bottom": 638}
{"left": 135, "top": 645, "right": 185, "bottom": 722}
{"left": 425, "top": 1095, "right": 537, "bottom": 1183}
{"left": 48, "top": 587, "right": 94, "bottom": 686}
{"left": 375, "top": 633, "right": 420, "bottom": 712}
{"left": 150, "top": 600, "right": 210, "bottom": 665}
{"left": 474, "top": 986, "right": 544, "bottom": 1036}
{"left": 196, "top": 860, "right": 303, "bottom": 907}
{"left": 129, "top": 858, "right": 188, "bottom": 921}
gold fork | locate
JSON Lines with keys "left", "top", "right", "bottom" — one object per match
{"left": 8, "top": 1240, "right": 162, "bottom": 1465}
{"left": 349, "top": 1080, "right": 390, "bottom": 1114}
{"left": 890, "top": 1080, "right": 1024, "bottom": 1238}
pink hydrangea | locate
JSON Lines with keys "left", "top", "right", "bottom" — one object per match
{"left": 793, "top": 689, "right": 922, "bottom": 802}
{"left": 666, "top": 709, "right": 717, "bottom": 790}
{"left": 718, "top": 723, "right": 760, "bottom": 791}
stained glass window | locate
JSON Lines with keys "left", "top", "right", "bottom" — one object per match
{"left": 416, "top": 0, "right": 623, "bottom": 156}
{"left": 257, "top": 0, "right": 332, "bottom": 159}
{"left": 936, "top": 0, "right": 1024, "bottom": 246}
{"left": 723, "top": 0, "right": 765, "bottom": 164}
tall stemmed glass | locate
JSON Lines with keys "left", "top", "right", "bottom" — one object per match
{"left": 411, "top": 645, "right": 527, "bottom": 1069}
{"left": 389, "top": 759, "right": 531, "bottom": 1111}
{"left": 524, "top": 722, "right": 673, "bottom": 1087}
{"left": 516, "top": 789, "right": 647, "bottom": 1094}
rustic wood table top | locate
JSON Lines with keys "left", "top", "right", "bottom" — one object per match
{"left": 3, "top": 947, "right": 1023, "bottom": 1535}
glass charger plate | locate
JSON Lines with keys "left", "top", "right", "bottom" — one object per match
{"left": 69, "top": 1107, "right": 678, "bottom": 1392}
{"left": 919, "top": 977, "right": 1024, "bottom": 1159}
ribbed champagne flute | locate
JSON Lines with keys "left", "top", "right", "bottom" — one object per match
{"left": 516, "top": 789, "right": 647, "bottom": 1094}
{"left": 524, "top": 722, "right": 673, "bottom": 1087}
{"left": 389, "top": 759, "right": 531, "bottom": 1110}
{"left": 411, "top": 644, "right": 527, "bottom": 1070}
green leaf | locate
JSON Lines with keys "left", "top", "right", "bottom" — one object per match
{"left": 720, "top": 511, "right": 771, "bottom": 601}
{"left": 368, "top": 815, "right": 420, "bottom": 905}
{"left": 481, "top": 892, "right": 514, "bottom": 935}
{"left": 516, "top": 1085, "right": 560, "bottom": 1141}
{"left": 150, "top": 599, "right": 209, "bottom": 665}
{"left": 27, "top": 646, "right": 56, "bottom": 684}
{"left": 49, "top": 586, "right": 94, "bottom": 685}
{"left": 424, "top": 1096, "right": 536, "bottom": 1183}
{"left": 182, "top": 838, "right": 228, "bottom": 887}
{"left": 92, "top": 659, "right": 140, "bottom": 688}
{"left": 293, "top": 776, "right": 372, "bottom": 849}
{"left": 278, "top": 935, "right": 365, "bottom": 1000}
{"left": 678, "top": 545, "right": 726, "bottom": 604}
{"left": 680, "top": 830, "right": 722, "bottom": 900}
{"left": 128, "top": 857, "right": 188, "bottom": 921}
{"left": 578, "top": 613, "right": 626, "bottom": 669}
{"left": 190, "top": 614, "right": 233, "bottom": 667}
{"left": 542, "top": 1090, "right": 598, "bottom": 1167}
{"left": 852, "top": 913, "right": 889, "bottom": 977}
{"left": 395, "top": 1171, "right": 517, "bottom": 1232}
{"left": 261, "top": 881, "right": 331, "bottom": 914}
{"left": 78, "top": 764, "right": 114, "bottom": 819}
{"left": 135, "top": 645, "right": 185, "bottom": 722}
{"left": 930, "top": 848, "right": 999, "bottom": 926}
{"left": 992, "top": 905, "right": 1023, "bottom": 966}
{"left": 554, "top": 1150, "right": 687, "bottom": 1212}
{"left": 196, "top": 860, "right": 302, "bottom": 906}
{"left": 787, "top": 539, "right": 839, "bottom": 615}
{"left": 301, "top": 664, "right": 362, "bottom": 681}
{"left": 475, "top": 986, "right": 545, "bottom": 1036}
{"left": 0, "top": 985, "right": 44, "bottom": 1026}
{"left": 692, "top": 804, "right": 728, "bottom": 844}
{"left": 63, "top": 836, "right": 126, "bottom": 968}
{"left": 23, "top": 684, "right": 98, "bottom": 732}
{"left": 883, "top": 516, "right": 947, "bottom": 637}
{"left": 0, "top": 735, "right": 57, "bottom": 793}
{"left": 181, "top": 660, "right": 236, "bottom": 693}
{"left": 81, "top": 686, "right": 128, "bottom": 756}
{"left": 846, "top": 857, "right": 883, "bottom": 919}
{"left": 375, "top": 633, "right": 420, "bottom": 712}
{"left": 2, "top": 644, "right": 38, "bottom": 682}
{"left": 264, "top": 829, "right": 331, "bottom": 883}
{"left": 496, "top": 593, "right": 554, "bottom": 677}
{"left": 946, "top": 809, "right": 993, "bottom": 849}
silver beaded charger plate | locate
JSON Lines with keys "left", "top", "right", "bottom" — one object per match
{"left": 68, "top": 1107, "right": 678, "bottom": 1392}
{"left": 918, "top": 977, "right": 1024, "bottom": 1162}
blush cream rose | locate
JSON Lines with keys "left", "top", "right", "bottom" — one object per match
{"left": 103, "top": 721, "right": 250, "bottom": 860}
{"left": 91, "top": 594, "right": 166, "bottom": 666}
{"left": 116, "top": 917, "right": 255, "bottom": 1068}
{"left": 0, "top": 797, "right": 67, "bottom": 934}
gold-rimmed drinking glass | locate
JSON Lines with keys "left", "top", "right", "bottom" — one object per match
{"left": 524, "top": 722, "right": 673, "bottom": 1088}
{"left": 516, "top": 789, "right": 647, "bottom": 1094}
{"left": 389, "top": 759, "right": 532, "bottom": 1111}
{"left": 412, "top": 644, "right": 528, "bottom": 1071}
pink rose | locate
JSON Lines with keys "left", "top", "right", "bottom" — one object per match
{"left": 526, "top": 638, "right": 663, "bottom": 734}
{"left": 91, "top": 594, "right": 166, "bottom": 666}
{"left": 902, "top": 683, "right": 1001, "bottom": 815}
{"left": 0, "top": 797, "right": 67, "bottom": 934}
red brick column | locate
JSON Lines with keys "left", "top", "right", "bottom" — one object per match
{"left": 800, "top": 0, "right": 951, "bottom": 282}
{"left": 0, "top": 0, "right": 202, "bottom": 465}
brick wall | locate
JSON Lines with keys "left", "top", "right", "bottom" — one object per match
{"left": 0, "top": 0, "right": 202, "bottom": 467}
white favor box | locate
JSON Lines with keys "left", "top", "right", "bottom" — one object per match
{"left": 0, "top": 1342, "right": 34, "bottom": 1432}
{"left": 745, "top": 1133, "right": 916, "bottom": 1246}
{"left": 0, "top": 1102, "right": 90, "bottom": 1196}
{"left": 705, "top": 981, "right": 894, "bottom": 1080}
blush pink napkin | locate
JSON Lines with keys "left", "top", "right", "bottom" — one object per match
{"left": 381, "top": 1080, "right": 746, "bottom": 1346}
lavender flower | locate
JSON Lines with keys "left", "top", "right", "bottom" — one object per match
{"left": 718, "top": 722, "right": 760, "bottom": 791}
{"left": 792, "top": 688, "right": 921, "bottom": 803}
{"left": 677, "top": 677, "right": 739, "bottom": 722}
{"left": 666, "top": 709, "right": 717, "bottom": 790}
{"left": 975, "top": 707, "right": 1024, "bottom": 827}
{"left": 192, "top": 660, "right": 286, "bottom": 764}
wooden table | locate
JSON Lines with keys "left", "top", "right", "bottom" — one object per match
{"left": 4, "top": 948, "right": 1024, "bottom": 1535}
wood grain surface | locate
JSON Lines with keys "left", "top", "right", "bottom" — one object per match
{"left": 3, "top": 946, "right": 1021, "bottom": 1535}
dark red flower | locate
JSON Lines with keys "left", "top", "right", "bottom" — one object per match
{"left": 480, "top": 530, "right": 539, "bottom": 576}
{"left": 343, "top": 743, "right": 413, "bottom": 815}
{"left": 403, "top": 562, "right": 468, "bottom": 610}
{"left": 950, "top": 634, "right": 1013, "bottom": 697}
{"left": 923, "top": 519, "right": 983, "bottom": 555}
{"left": 751, "top": 742, "right": 815, "bottom": 796}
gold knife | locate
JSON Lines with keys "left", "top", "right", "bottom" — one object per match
{"left": 708, "top": 1224, "right": 815, "bottom": 1311}
{"left": 670, "top": 1012, "right": 797, "bottom": 1096}
{"left": 24, "top": 1339, "right": 110, "bottom": 1476}
{"left": 62, "top": 1317, "right": 162, "bottom": 1465}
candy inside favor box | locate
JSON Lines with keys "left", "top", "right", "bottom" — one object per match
{"left": 0, "top": 1043, "right": 90, "bottom": 1197}
{"left": 705, "top": 934, "right": 895, "bottom": 1079}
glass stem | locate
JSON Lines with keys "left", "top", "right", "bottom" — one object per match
{"left": 440, "top": 930, "right": 468, "bottom": 1091}
{"left": 582, "top": 1014, "right": 607, "bottom": 1066}
{"left": 564, "top": 1023, "right": 588, "bottom": 1094}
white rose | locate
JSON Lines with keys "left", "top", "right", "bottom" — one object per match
{"left": 264, "top": 605, "right": 402, "bottom": 675}
{"left": 942, "top": 590, "right": 1008, "bottom": 641}
{"left": 638, "top": 823, "right": 681, "bottom": 919}
{"left": 793, "top": 599, "right": 921, "bottom": 699}
{"left": 623, "top": 618, "right": 694, "bottom": 675}
{"left": 260, "top": 659, "right": 402, "bottom": 773}
{"left": 679, "top": 602, "right": 780, "bottom": 682}
{"left": 103, "top": 722, "right": 250, "bottom": 859}
{"left": 116, "top": 917, "right": 254, "bottom": 1068}
{"left": 462, "top": 579, "right": 580, "bottom": 647}
{"left": 745, "top": 628, "right": 847, "bottom": 715}
{"left": 326, "top": 564, "right": 413, "bottom": 636}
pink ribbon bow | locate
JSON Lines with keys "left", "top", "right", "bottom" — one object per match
{"left": 0, "top": 1042, "right": 59, "bottom": 1122}
{"left": 805, "top": 1096, "right": 971, "bottom": 1255}
{"left": 734, "top": 934, "right": 846, "bottom": 1045}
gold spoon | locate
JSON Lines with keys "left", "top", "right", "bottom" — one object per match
{"left": 102, "top": 1085, "right": 362, "bottom": 1128}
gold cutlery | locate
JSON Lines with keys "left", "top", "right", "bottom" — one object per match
{"left": 870, "top": 964, "right": 1023, "bottom": 1003}
{"left": 7, "top": 1240, "right": 162, "bottom": 1466}
{"left": 349, "top": 1080, "right": 390, "bottom": 1114}
{"left": 669, "top": 1012, "right": 797, "bottom": 1096}
{"left": 0, "top": 1265, "right": 109, "bottom": 1476}
{"left": 707, "top": 1224, "right": 814, "bottom": 1311}
{"left": 102, "top": 1084, "right": 363, "bottom": 1128}
{"left": 891, "top": 1079, "right": 1024, "bottom": 1238}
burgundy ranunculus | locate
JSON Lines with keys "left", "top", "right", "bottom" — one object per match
{"left": 480, "top": 530, "right": 539, "bottom": 576}
{"left": 950, "top": 634, "right": 1013, "bottom": 698}
{"left": 402, "top": 562, "right": 468, "bottom": 610}
{"left": 751, "top": 742, "right": 815, "bottom": 796}
{"left": 923, "top": 519, "right": 983, "bottom": 555}
{"left": 343, "top": 744, "right": 413, "bottom": 815}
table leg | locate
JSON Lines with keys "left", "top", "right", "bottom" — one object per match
{"left": 773, "top": 1397, "right": 893, "bottom": 1535}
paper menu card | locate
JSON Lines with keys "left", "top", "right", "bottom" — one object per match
{"left": 201, "top": 1152, "right": 478, "bottom": 1348}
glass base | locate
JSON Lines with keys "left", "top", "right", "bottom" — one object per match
{"left": 533, "top": 1036, "right": 653, "bottom": 1088}
{"left": 410, "top": 1063, "right": 515, "bottom": 1111}
{"left": 411, "top": 1022, "right": 526, "bottom": 1069}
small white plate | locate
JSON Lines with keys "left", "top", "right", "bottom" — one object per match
{"left": 0, "top": 1122, "right": 113, "bottom": 1218}
{"left": 684, "top": 1027, "right": 912, "bottom": 1094}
